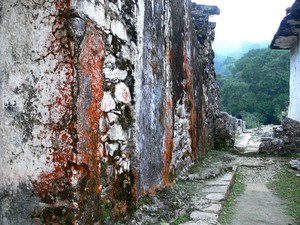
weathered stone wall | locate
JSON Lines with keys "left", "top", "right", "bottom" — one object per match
{"left": 191, "top": 4, "right": 221, "bottom": 153}
{"left": 280, "top": 117, "right": 300, "bottom": 153}
{"left": 214, "top": 112, "right": 245, "bottom": 150}
{"left": 135, "top": 0, "right": 204, "bottom": 195}
{"left": 0, "top": 1, "right": 220, "bottom": 224}
{"left": 259, "top": 117, "right": 300, "bottom": 154}
{"left": 1, "top": 1, "right": 138, "bottom": 224}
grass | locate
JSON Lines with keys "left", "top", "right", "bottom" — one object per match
{"left": 137, "top": 194, "right": 153, "bottom": 207}
{"left": 219, "top": 169, "right": 245, "bottom": 225}
{"left": 188, "top": 150, "right": 228, "bottom": 174}
{"left": 268, "top": 165, "right": 300, "bottom": 222}
{"left": 172, "top": 214, "right": 189, "bottom": 225}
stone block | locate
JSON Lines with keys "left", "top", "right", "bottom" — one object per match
{"left": 107, "top": 124, "right": 127, "bottom": 141}
{"left": 202, "top": 185, "right": 228, "bottom": 193}
{"left": 104, "top": 67, "right": 127, "bottom": 81}
{"left": 111, "top": 19, "right": 128, "bottom": 41}
{"left": 201, "top": 203, "right": 222, "bottom": 213}
{"left": 107, "top": 113, "right": 119, "bottom": 124}
{"left": 101, "top": 91, "right": 116, "bottom": 112}
{"left": 205, "top": 193, "right": 225, "bottom": 201}
{"left": 115, "top": 82, "right": 131, "bottom": 104}
{"left": 190, "top": 211, "right": 218, "bottom": 223}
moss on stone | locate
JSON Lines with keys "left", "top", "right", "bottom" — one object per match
{"left": 99, "top": 200, "right": 113, "bottom": 224}
{"left": 111, "top": 35, "right": 121, "bottom": 55}
{"left": 137, "top": 194, "right": 153, "bottom": 207}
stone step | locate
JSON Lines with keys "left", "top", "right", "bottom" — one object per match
{"left": 180, "top": 168, "right": 237, "bottom": 225}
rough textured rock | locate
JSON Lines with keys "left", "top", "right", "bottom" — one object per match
{"left": 214, "top": 112, "right": 246, "bottom": 150}
{"left": 191, "top": 4, "right": 221, "bottom": 153}
{"left": 271, "top": 0, "right": 300, "bottom": 50}
{"left": 280, "top": 117, "right": 300, "bottom": 153}
{"left": 259, "top": 138, "right": 285, "bottom": 155}
{"left": 290, "top": 159, "right": 300, "bottom": 171}
{"left": 0, "top": 1, "right": 221, "bottom": 224}
{"left": 259, "top": 117, "right": 300, "bottom": 155}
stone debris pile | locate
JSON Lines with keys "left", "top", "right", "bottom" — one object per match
{"left": 259, "top": 117, "right": 300, "bottom": 155}
{"left": 289, "top": 159, "right": 300, "bottom": 177}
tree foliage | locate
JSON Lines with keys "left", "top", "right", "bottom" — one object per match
{"left": 218, "top": 48, "right": 290, "bottom": 127}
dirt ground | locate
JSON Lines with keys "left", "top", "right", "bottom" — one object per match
{"left": 231, "top": 162, "right": 297, "bottom": 225}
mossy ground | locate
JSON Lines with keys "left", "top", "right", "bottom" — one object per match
{"left": 188, "top": 150, "right": 229, "bottom": 174}
{"left": 268, "top": 165, "right": 300, "bottom": 222}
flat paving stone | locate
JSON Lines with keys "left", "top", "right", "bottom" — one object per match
{"left": 180, "top": 172, "right": 236, "bottom": 225}
{"left": 181, "top": 222, "right": 207, "bottom": 225}
{"left": 192, "top": 198, "right": 211, "bottom": 209}
{"left": 200, "top": 203, "right": 222, "bottom": 213}
{"left": 182, "top": 221, "right": 218, "bottom": 225}
{"left": 207, "top": 179, "right": 231, "bottom": 186}
{"left": 190, "top": 211, "right": 218, "bottom": 222}
{"left": 205, "top": 193, "right": 225, "bottom": 201}
{"left": 220, "top": 173, "right": 234, "bottom": 181}
{"left": 202, "top": 185, "right": 228, "bottom": 193}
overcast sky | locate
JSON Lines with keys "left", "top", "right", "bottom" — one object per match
{"left": 193, "top": 0, "right": 295, "bottom": 47}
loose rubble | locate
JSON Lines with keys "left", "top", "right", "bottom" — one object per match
{"left": 289, "top": 159, "right": 300, "bottom": 177}
{"left": 290, "top": 159, "right": 300, "bottom": 170}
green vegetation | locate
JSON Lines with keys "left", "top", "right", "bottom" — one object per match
{"left": 137, "top": 194, "right": 153, "bottom": 207}
{"left": 188, "top": 150, "right": 227, "bottom": 174}
{"left": 99, "top": 200, "right": 113, "bottom": 224}
{"left": 172, "top": 214, "right": 189, "bottom": 225}
{"left": 219, "top": 169, "right": 245, "bottom": 225}
{"left": 218, "top": 48, "right": 290, "bottom": 128}
{"left": 269, "top": 166, "right": 300, "bottom": 222}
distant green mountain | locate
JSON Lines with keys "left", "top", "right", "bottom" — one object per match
{"left": 214, "top": 41, "right": 269, "bottom": 76}
{"left": 218, "top": 48, "right": 289, "bottom": 127}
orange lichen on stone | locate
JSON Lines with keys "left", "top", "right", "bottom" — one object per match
{"left": 201, "top": 105, "right": 208, "bottom": 156}
{"left": 182, "top": 47, "right": 198, "bottom": 160}
{"left": 76, "top": 20, "right": 105, "bottom": 170}
{"left": 162, "top": 96, "right": 174, "bottom": 186}
{"left": 34, "top": 1, "right": 106, "bottom": 218}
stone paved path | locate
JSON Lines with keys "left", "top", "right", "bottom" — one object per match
{"left": 181, "top": 170, "right": 236, "bottom": 225}
{"left": 179, "top": 157, "right": 297, "bottom": 225}
{"left": 179, "top": 125, "right": 297, "bottom": 225}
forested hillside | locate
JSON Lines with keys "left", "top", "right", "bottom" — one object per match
{"left": 214, "top": 41, "right": 268, "bottom": 76}
{"left": 217, "top": 48, "right": 290, "bottom": 128}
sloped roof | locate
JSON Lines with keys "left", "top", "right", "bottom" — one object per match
{"left": 271, "top": 0, "right": 300, "bottom": 49}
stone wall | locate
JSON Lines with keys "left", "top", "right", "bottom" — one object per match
{"left": 0, "top": 1, "right": 220, "bottom": 224}
{"left": 214, "top": 112, "right": 246, "bottom": 150}
{"left": 191, "top": 4, "right": 221, "bottom": 154}
{"left": 259, "top": 117, "right": 300, "bottom": 154}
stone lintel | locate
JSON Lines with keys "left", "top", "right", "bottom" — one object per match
{"left": 271, "top": 1, "right": 300, "bottom": 49}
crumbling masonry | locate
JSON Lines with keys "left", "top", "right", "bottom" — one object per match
{"left": 0, "top": 1, "right": 220, "bottom": 224}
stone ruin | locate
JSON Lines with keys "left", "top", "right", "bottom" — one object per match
{"left": 0, "top": 1, "right": 240, "bottom": 224}
{"left": 214, "top": 112, "right": 246, "bottom": 151}
{"left": 259, "top": 117, "right": 300, "bottom": 155}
